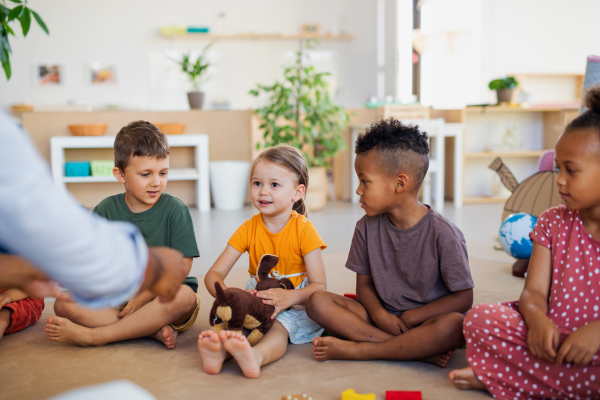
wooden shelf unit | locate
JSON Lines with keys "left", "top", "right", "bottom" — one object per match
{"left": 432, "top": 106, "right": 578, "bottom": 204}
{"left": 464, "top": 150, "right": 547, "bottom": 159}
{"left": 160, "top": 33, "right": 354, "bottom": 40}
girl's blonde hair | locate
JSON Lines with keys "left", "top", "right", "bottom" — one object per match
{"left": 251, "top": 144, "right": 309, "bottom": 216}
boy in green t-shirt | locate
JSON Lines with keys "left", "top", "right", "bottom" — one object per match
{"left": 48, "top": 121, "right": 200, "bottom": 349}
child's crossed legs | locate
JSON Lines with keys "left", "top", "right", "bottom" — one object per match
{"left": 306, "top": 291, "right": 465, "bottom": 367}
{"left": 46, "top": 285, "right": 198, "bottom": 349}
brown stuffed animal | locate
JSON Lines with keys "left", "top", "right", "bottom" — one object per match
{"left": 209, "top": 254, "right": 294, "bottom": 345}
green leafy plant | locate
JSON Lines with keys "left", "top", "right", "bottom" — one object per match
{"left": 170, "top": 44, "right": 212, "bottom": 92}
{"left": 0, "top": 0, "right": 49, "bottom": 80}
{"left": 489, "top": 77, "right": 518, "bottom": 91}
{"left": 249, "top": 40, "right": 348, "bottom": 168}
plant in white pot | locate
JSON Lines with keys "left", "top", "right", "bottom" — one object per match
{"left": 489, "top": 76, "right": 519, "bottom": 105}
{"left": 171, "top": 44, "right": 212, "bottom": 109}
{"left": 249, "top": 40, "right": 348, "bottom": 211}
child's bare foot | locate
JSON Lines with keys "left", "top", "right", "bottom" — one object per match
{"left": 198, "top": 330, "right": 227, "bottom": 374}
{"left": 152, "top": 325, "right": 177, "bottom": 349}
{"left": 420, "top": 350, "right": 453, "bottom": 368}
{"left": 312, "top": 336, "right": 359, "bottom": 361}
{"left": 220, "top": 330, "right": 261, "bottom": 379}
{"left": 449, "top": 367, "right": 487, "bottom": 391}
{"left": 45, "top": 316, "right": 100, "bottom": 346}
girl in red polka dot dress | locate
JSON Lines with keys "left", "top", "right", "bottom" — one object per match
{"left": 449, "top": 86, "right": 600, "bottom": 399}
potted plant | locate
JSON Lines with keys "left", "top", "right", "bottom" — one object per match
{"left": 489, "top": 76, "right": 519, "bottom": 104}
{"left": 249, "top": 40, "right": 349, "bottom": 211}
{"left": 170, "top": 44, "right": 212, "bottom": 109}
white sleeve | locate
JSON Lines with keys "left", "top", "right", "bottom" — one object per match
{"left": 0, "top": 111, "right": 148, "bottom": 308}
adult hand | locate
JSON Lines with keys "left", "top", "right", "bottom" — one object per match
{"left": 527, "top": 313, "right": 560, "bottom": 363}
{"left": 245, "top": 289, "right": 258, "bottom": 296}
{"left": 256, "top": 288, "right": 294, "bottom": 319}
{"left": 117, "top": 290, "right": 155, "bottom": 318}
{"left": 555, "top": 322, "right": 600, "bottom": 367}
{"left": 373, "top": 309, "right": 407, "bottom": 336}
{"left": 141, "top": 247, "right": 187, "bottom": 303}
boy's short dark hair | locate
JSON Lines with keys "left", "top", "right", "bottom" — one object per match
{"left": 114, "top": 121, "right": 170, "bottom": 171}
{"left": 355, "top": 118, "right": 429, "bottom": 187}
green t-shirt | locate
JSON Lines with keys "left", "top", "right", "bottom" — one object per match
{"left": 93, "top": 193, "right": 200, "bottom": 292}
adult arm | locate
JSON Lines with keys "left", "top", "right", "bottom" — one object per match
{"left": 0, "top": 111, "right": 172, "bottom": 308}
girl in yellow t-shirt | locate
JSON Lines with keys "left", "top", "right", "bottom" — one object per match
{"left": 198, "top": 144, "right": 327, "bottom": 379}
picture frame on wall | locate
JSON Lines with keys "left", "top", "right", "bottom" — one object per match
{"left": 89, "top": 62, "right": 117, "bottom": 84}
{"left": 35, "top": 64, "right": 63, "bottom": 86}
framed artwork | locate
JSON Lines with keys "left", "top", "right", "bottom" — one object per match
{"left": 89, "top": 63, "right": 117, "bottom": 84}
{"left": 36, "top": 64, "right": 62, "bottom": 86}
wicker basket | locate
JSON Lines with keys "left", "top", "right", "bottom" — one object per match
{"left": 153, "top": 123, "right": 186, "bottom": 135}
{"left": 68, "top": 124, "right": 107, "bottom": 136}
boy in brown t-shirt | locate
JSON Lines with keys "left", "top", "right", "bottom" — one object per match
{"left": 306, "top": 118, "right": 474, "bottom": 367}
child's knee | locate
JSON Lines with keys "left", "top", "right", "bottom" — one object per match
{"left": 169, "top": 286, "right": 198, "bottom": 316}
{"left": 439, "top": 312, "right": 466, "bottom": 343}
{"left": 305, "top": 290, "right": 331, "bottom": 319}
{"left": 53, "top": 299, "right": 74, "bottom": 318}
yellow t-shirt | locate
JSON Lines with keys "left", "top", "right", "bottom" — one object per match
{"left": 228, "top": 211, "right": 327, "bottom": 288}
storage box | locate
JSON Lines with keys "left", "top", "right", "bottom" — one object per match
{"left": 91, "top": 160, "right": 114, "bottom": 177}
{"left": 65, "top": 161, "right": 90, "bottom": 177}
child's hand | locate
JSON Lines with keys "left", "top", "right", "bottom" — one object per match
{"left": 245, "top": 289, "right": 258, "bottom": 296}
{"left": 555, "top": 322, "right": 600, "bottom": 367}
{"left": 527, "top": 313, "right": 560, "bottom": 363}
{"left": 373, "top": 309, "right": 408, "bottom": 335}
{"left": 0, "top": 293, "right": 12, "bottom": 309}
{"left": 256, "top": 289, "right": 294, "bottom": 319}
{"left": 118, "top": 290, "right": 155, "bottom": 318}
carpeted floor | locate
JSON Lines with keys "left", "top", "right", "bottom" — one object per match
{"left": 0, "top": 251, "right": 525, "bottom": 400}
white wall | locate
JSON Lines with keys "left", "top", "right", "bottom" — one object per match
{"left": 0, "top": 0, "right": 377, "bottom": 110}
{"left": 423, "top": 0, "right": 600, "bottom": 109}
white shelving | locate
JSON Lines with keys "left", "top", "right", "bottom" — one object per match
{"left": 50, "top": 135, "right": 211, "bottom": 212}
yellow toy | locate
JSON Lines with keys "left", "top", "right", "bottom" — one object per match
{"left": 342, "top": 389, "right": 376, "bottom": 400}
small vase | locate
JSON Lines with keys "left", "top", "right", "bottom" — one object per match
{"left": 188, "top": 92, "right": 205, "bottom": 109}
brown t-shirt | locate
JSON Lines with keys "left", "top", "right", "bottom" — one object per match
{"left": 346, "top": 207, "right": 474, "bottom": 316}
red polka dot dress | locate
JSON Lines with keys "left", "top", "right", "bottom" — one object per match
{"left": 465, "top": 205, "right": 600, "bottom": 399}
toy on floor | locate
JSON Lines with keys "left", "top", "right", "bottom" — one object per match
{"left": 341, "top": 389, "right": 375, "bottom": 400}
{"left": 489, "top": 157, "right": 562, "bottom": 277}
{"left": 385, "top": 391, "right": 422, "bottom": 400}
{"left": 498, "top": 212, "right": 537, "bottom": 259}
{"left": 209, "top": 254, "right": 294, "bottom": 345}
{"left": 281, "top": 394, "right": 316, "bottom": 400}
{"left": 343, "top": 293, "right": 357, "bottom": 300}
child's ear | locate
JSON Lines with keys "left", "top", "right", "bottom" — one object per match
{"left": 293, "top": 184, "right": 306, "bottom": 203}
{"left": 113, "top": 167, "right": 126, "bottom": 184}
{"left": 395, "top": 173, "right": 409, "bottom": 193}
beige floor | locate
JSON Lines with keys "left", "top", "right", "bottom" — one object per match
{"left": 0, "top": 245, "right": 525, "bottom": 400}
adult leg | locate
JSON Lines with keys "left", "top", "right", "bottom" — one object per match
{"left": 314, "top": 312, "right": 465, "bottom": 363}
{"left": 306, "top": 291, "right": 393, "bottom": 342}
{"left": 46, "top": 286, "right": 197, "bottom": 347}
{"left": 220, "top": 320, "right": 289, "bottom": 379}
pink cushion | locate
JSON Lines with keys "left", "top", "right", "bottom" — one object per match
{"left": 538, "top": 150, "right": 555, "bottom": 171}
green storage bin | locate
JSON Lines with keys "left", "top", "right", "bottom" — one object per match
{"left": 91, "top": 160, "right": 114, "bottom": 177}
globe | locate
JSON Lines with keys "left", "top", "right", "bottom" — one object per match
{"left": 498, "top": 213, "right": 538, "bottom": 259}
